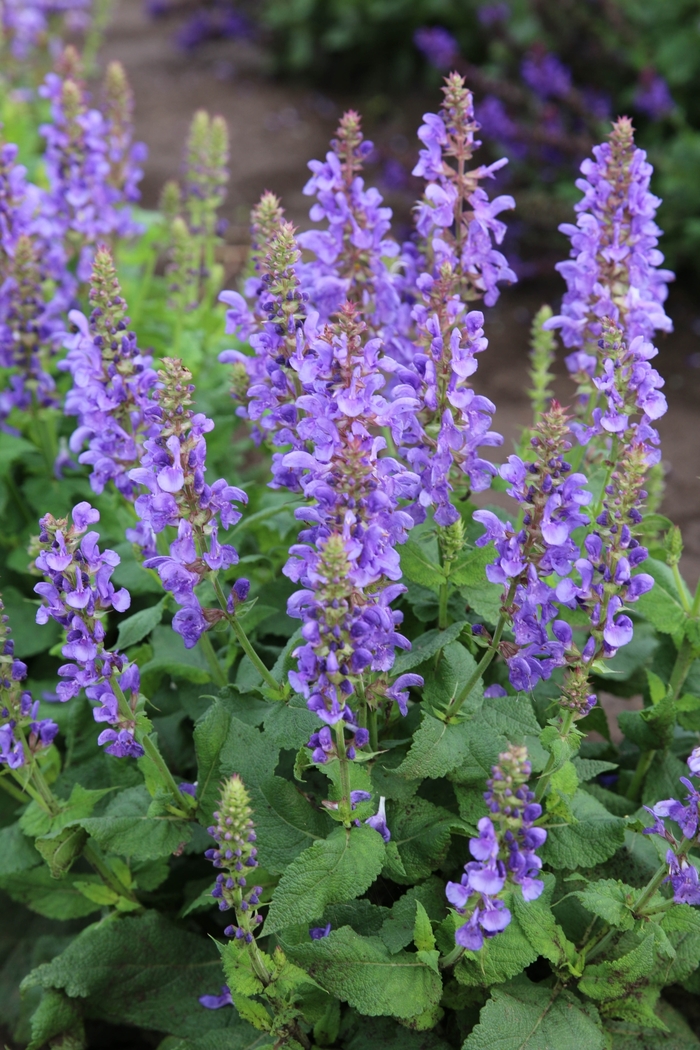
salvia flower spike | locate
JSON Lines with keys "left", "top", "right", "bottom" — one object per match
{"left": 205, "top": 775, "right": 263, "bottom": 943}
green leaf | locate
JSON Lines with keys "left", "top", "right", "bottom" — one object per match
{"left": 393, "top": 621, "right": 468, "bottom": 675}
{"left": 540, "top": 790, "right": 625, "bottom": 870}
{"left": 578, "top": 934, "right": 657, "bottom": 1001}
{"left": 281, "top": 926, "right": 442, "bottom": 1019}
{"left": 323, "top": 899, "right": 390, "bottom": 937}
{"left": 0, "top": 868, "right": 103, "bottom": 919}
{"left": 23, "top": 911, "right": 256, "bottom": 1039}
{"left": 573, "top": 879, "right": 636, "bottom": 930}
{"left": 1, "top": 585, "right": 61, "bottom": 658}
{"left": 80, "top": 785, "right": 192, "bottom": 860}
{"left": 379, "top": 879, "right": 447, "bottom": 954}
{"left": 265, "top": 825, "right": 386, "bottom": 934}
{"left": 423, "top": 641, "right": 483, "bottom": 716}
{"left": 635, "top": 558, "right": 687, "bottom": 637}
{"left": 400, "top": 541, "right": 446, "bottom": 592}
{"left": 141, "top": 625, "right": 211, "bottom": 687}
{"left": 607, "top": 1000, "right": 700, "bottom": 1049}
{"left": 572, "top": 758, "right": 619, "bottom": 782}
{"left": 463, "top": 976, "right": 605, "bottom": 1050}
{"left": 0, "top": 822, "right": 43, "bottom": 875}
{"left": 454, "top": 892, "right": 539, "bottom": 988}
{"left": 512, "top": 874, "right": 578, "bottom": 972}
{"left": 449, "top": 544, "right": 496, "bottom": 587}
{"left": 194, "top": 698, "right": 236, "bottom": 824}
{"left": 116, "top": 597, "right": 166, "bottom": 649}
{"left": 34, "top": 825, "right": 89, "bottom": 878}
{"left": 396, "top": 714, "right": 472, "bottom": 780}
{"left": 341, "top": 1014, "right": 453, "bottom": 1050}
{"left": 413, "top": 901, "right": 436, "bottom": 952}
{"left": 451, "top": 544, "right": 503, "bottom": 623}
{"left": 656, "top": 905, "right": 700, "bottom": 985}
{"left": 384, "top": 797, "right": 460, "bottom": 883}
{"left": 262, "top": 692, "right": 319, "bottom": 751}
{"left": 253, "top": 776, "right": 333, "bottom": 875}
{"left": 450, "top": 694, "right": 547, "bottom": 784}
{"left": 27, "top": 988, "right": 84, "bottom": 1050}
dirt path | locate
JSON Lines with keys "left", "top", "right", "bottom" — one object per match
{"left": 102, "top": 0, "right": 700, "bottom": 585}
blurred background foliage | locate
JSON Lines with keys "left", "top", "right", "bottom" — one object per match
{"left": 157, "top": 0, "right": 700, "bottom": 278}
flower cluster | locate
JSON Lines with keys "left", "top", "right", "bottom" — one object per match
{"left": 60, "top": 246, "right": 159, "bottom": 495}
{"left": 33, "top": 502, "right": 143, "bottom": 757}
{"left": 39, "top": 52, "right": 145, "bottom": 282}
{"left": 129, "top": 357, "right": 247, "bottom": 648}
{"left": 413, "top": 26, "right": 460, "bottom": 71}
{"left": 644, "top": 751, "right": 700, "bottom": 906}
{"left": 0, "top": 596, "right": 58, "bottom": 769}
{"left": 1, "top": 0, "right": 91, "bottom": 62}
{"left": 281, "top": 306, "right": 421, "bottom": 733}
{"left": 446, "top": 745, "right": 546, "bottom": 950}
{"left": 204, "top": 775, "right": 263, "bottom": 943}
{"left": 545, "top": 117, "right": 674, "bottom": 377}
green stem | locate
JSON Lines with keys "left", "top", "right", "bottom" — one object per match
{"left": 368, "top": 708, "right": 379, "bottom": 753}
{"left": 633, "top": 837, "right": 692, "bottom": 916}
{"left": 9, "top": 769, "right": 52, "bottom": 811}
{"left": 0, "top": 773, "right": 31, "bottom": 804}
{"left": 439, "top": 943, "right": 465, "bottom": 970}
{"left": 83, "top": 842, "right": 141, "bottom": 905}
{"left": 438, "top": 580, "right": 449, "bottom": 631}
{"left": 229, "top": 616, "right": 282, "bottom": 697}
{"left": 673, "top": 563, "right": 691, "bottom": 615}
{"left": 692, "top": 578, "right": 700, "bottom": 618}
{"left": 583, "top": 925, "right": 615, "bottom": 964}
{"left": 446, "top": 600, "right": 512, "bottom": 720}
{"left": 535, "top": 709, "right": 575, "bottom": 803}
{"left": 199, "top": 631, "right": 227, "bottom": 687}
{"left": 627, "top": 636, "right": 696, "bottom": 802}
{"left": 140, "top": 734, "right": 192, "bottom": 813}
{"left": 334, "top": 724, "right": 352, "bottom": 825}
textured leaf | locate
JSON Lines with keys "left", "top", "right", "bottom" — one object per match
{"left": 512, "top": 874, "right": 578, "bottom": 971}
{"left": 253, "top": 776, "right": 333, "bottom": 874}
{"left": 80, "top": 785, "right": 192, "bottom": 860}
{"left": 1, "top": 585, "right": 61, "bottom": 658}
{"left": 423, "top": 641, "right": 483, "bottom": 716}
{"left": 413, "top": 901, "right": 436, "bottom": 952}
{"left": 606, "top": 999, "right": 700, "bottom": 1049}
{"left": 656, "top": 905, "right": 700, "bottom": 985}
{"left": 116, "top": 597, "right": 166, "bottom": 649}
{"left": 282, "top": 926, "right": 442, "bottom": 1019}
{"left": 194, "top": 698, "right": 236, "bottom": 824}
{"left": 450, "top": 694, "right": 547, "bottom": 783}
{"left": 463, "top": 976, "right": 605, "bottom": 1049}
{"left": 396, "top": 714, "right": 472, "bottom": 780}
{"left": 635, "top": 558, "right": 687, "bottom": 637}
{"left": 0, "top": 823, "right": 42, "bottom": 875}
{"left": 384, "top": 797, "right": 460, "bottom": 882}
{"left": 27, "top": 988, "right": 84, "bottom": 1050}
{"left": 323, "top": 899, "right": 390, "bottom": 937}
{"left": 342, "top": 1013, "right": 453, "bottom": 1050}
{"left": 572, "top": 758, "right": 619, "bottom": 782}
{"left": 455, "top": 892, "right": 539, "bottom": 988}
{"left": 141, "top": 625, "right": 211, "bottom": 686}
{"left": 400, "top": 540, "right": 446, "bottom": 591}
{"left": 265, "top": 825, "right": 386, "bottom": 934}
{"left": 393, "top": 621, "right": 468, "bottom": 674}
{"left": 578, "top": 934, "right": 656, "bottom": 1001}
{"left": 380, "top": 879, "right": 447, "bottom": 954}
{"left": 0, "top": 868, "right": 103, "bottom": 920}
{"left": 573, "top": 879, "right": 636, "bottom": 930}
{"left": 540, "top": 789, "right": 625, "bottom": 869}
{"left": 262, "top": 692, "right": 319, "bottom": 751}
{"left": 23, "top": 911, "right": 255, "bottom": 1039}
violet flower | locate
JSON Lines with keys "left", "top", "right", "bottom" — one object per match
{"left": 60, "top": 246, "right": 159, "bottom": 497}
{"left": 446, "top": 745, "right": 546, "bottom": 950}
{"left": 634, "top": 71, "right": 675, "bottom": 122}
{"left": 521, "top": 51, "right": 572, "bottom": 101}
{"left": 545, "top": 117, "right": 674, "bottom": 376}
{"left": 33, "top": 502, "right": 143, "bottom": 758}
{"left": 0, "top": 595, "right": 58, "bottom": 770}
{"left": 413, "top": 27, "right": 460, "bottom": 71}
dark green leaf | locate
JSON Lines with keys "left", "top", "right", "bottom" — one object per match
{"left": 282, "top": 926, "right": 442, "bottom": 1019}
{"left": 463, "top": 976, "right": 605, "bottom": 1049}
{"left": 0, "top": 868, "right": 103, "bottom": 920}
{"left": 384, "top": 797, "right": 461, "bottom": 883}
{"left": 116, "top": 598, "right": 166, "bottom": 649}
{"left": 27, "top": 988, "right": 84, "bottom": 1050}
{"left": 253, "top": 775, "right": 333, "bottom": 874}
{"left": 0, "top": 823, "right": 42, "bottom": 876}
{"left": 393, "top": 621, "right": 468, "bottom": 675}
{"left": 265, "top": 825, "right": 386, "bottom": 934}
{"left": 80, "top": 785, "right": 192, "bottom": 860}
{"left": 540, "top": 790, "right": 625, "bottom": 870}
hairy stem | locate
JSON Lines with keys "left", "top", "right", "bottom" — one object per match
{"left": 199, "top": 631, "right": 228, "bottom": 687}
{"left": 334, "top": 723, "right": 353, "bottom": 825}
{"left": 83, "top": 842, "right": 142, "bottom": 905}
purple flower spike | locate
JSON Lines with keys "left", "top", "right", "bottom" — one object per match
{"left": 446, "top": 745, "right": 545, "bottom": 951}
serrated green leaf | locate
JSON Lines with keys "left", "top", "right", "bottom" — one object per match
{"left": 379, "top": 879, "right": 447, "bottom": 954}
{"left": 27, "top": 988, "right": 84, "bottom": 1050}
{"left": 423, "top": 641, "right": 482, "bottom": 716}
{"left": 262, "top": 692, "right": 319, "bottom": 751}
{"left": 219, "top": 941, "right": 266, "bottom": 997}
{"left": 635, "top": 558, "right": 687, "bottom": 637}
{"left": 253, "top": 776, "right": 333, "bottom": 874}
{"left": 281, "top": 926, "right": 442, "bottom": 1019}
{"left": 116, "top": 598, "right": 166, "bottom": 649}
{"left": 265, "top": 825, "right": 386, "bottom": 934}
{"left": 540, "top": 790, "right": 625, "bottom": 870}
{"left": 578, "top": 934, "right": 657, "bottom": 1001}
{"left": 512, "top": 874, "right": 578, "bottom": 972}
{"left": 449, "top": 543, "right": 496, "bottom": 587}
{"left": 34, "top": 825, "right": 88, "bottom": 878}
{"left": 572, "top": 758, "right": 619, "bottom": 782}
{"left": 463, "top": 976, "right": 605, "bottom": 1050}
{"left": 574, "top": 879, "right": 636, "bottom": 930}
{"left": 399, "top": 541, "right": 446, "bottom": 591}
{"left": 23, "top": 911, "right": 255, "bottom": 1039}
{"left": 393, "top": 621, "right": 468, "bottom": 675}
{"left": 396, "top": 714, "right": 472, "bottom": 780}
{"left": 384, "top": 797, "right": 460, "bottom": 883}
{"left": 449, "top": 694, "right": 547, "bottom": 784}
{"left": 0, "top": 868, "right": 103, "bottom": 919}
{"left": 413, "top": 901, "right": 436, "bottom": 952}
{"left": 80, "top": 785, "right": 192, "bottom": 860}
{"left": 454, "top": 892, "right": 539, "bottom": 988}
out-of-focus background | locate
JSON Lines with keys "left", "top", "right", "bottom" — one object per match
{"left": 98, "top": 0, "right": 700, "bottom": 584}
{"left": 9, "top": 0, "right": 700, "bottom": 581}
